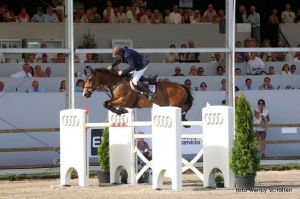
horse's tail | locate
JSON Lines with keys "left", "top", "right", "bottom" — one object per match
{"left": 181, "top": 85, "right": 194, "bottom": 112}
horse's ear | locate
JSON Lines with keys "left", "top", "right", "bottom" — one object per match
{"left": 84, "top": 65, "right": 94, "bottom": 77}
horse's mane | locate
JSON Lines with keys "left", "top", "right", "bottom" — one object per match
{"left": 95, "top": 68, "right": 120, "bottom": 79}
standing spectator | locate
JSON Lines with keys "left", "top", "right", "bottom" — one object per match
{"left": 163, "top": 44, "right": 178, "bottom": 63}
{"left": 267, "top": 9, "right": 279, "bottom": 46}
{"left": 136, "top": 6, "right": 145, "bottom": 23}
{"left": 184, "top": 79, "right": 192, "bottom": 90}
{"left": 248, "top": 6, "right": 261, "bottom": 43}
{"left": 140, "top": 9, "right": 151, "bottom": 23}
{"left": 11, "top": 64, "right": 32, "bottom": 78}
{"left": 259, "top": 77, "right": 274, "bottom": 90}
{"left": 45, "top": 67, "right": 52, "bottom": 77}
{"left": 199, "top": 82, "right": 208, "bottom": 91}
{"left": 75, "top": 79, "right": 85, "bottom": 92}
{"left": 282, "top": 64, "right": 292, "bottom": 75}
{"left": 219, "top": 79, "right": 226, "bottom": 91}
{"left": 281, "top": 3, "right": 295, "bottom": 23}
{"left": 34, "top": 65, "right": 46, "bottom": 77}
{"left": 117, "top": 5, "right": 126, "bottom": 23}
{"left": 91, "top": 6, "right": 101, "bottom": 23}
{"left": 254, "top": 99, "right": 270, "bottom": 158}
{"left": 59, "top": 80, "right": 66, "bottom": 92}
{"left": 0, "top": 81, "right": 5, "bottom": 96}
{"left": 236, "top": 5, "right": 247, "bottom": 23}
{"left": 216, "top": 66, "right": 225, "bottom": 76}
{"left": 44, "top": 6, "right": 59, "bottom": 23}
{"left": 247, "top": 52, "right": 265, "bottom": 75}
{"left": 191, "top": 10, "right": 201, "bottom": 24}
{"left": 243, "top": 78, "right": 252, "bottom": 91}
{"left": 197, "top": 67, "right": 205, "bottom": 76}
{"left": 151, "top": 10, "right": 163, "bottom": 24}
{"left": 202, "top": 3, "right": 217, "bottom": 22}
{"left": 173, "top": 66, "right": 184, "bottom": 76}
{"left": 188, "top": 66, "right": 197, "bottom": 76}
{"left": 17, "top": 7, "right": 30, "bottom": 22}
{"left": 28, "top": 80, "right": 45, "bottom": 92}
{"left": 103, "top": 1, "right": 114, "bottom": 18}
{"left": 164, "top": 9, "right": 172, "bottom": 24}
{"left": 295, "top": 9, "right": 300, "bottom": 23}
{"left": 267, "top": 66, "right": 275, "bottom": 75}
{"left": 169, "top": 5, "right": 182, "bottom": 24}
{"left": 125, "top": 5, "right": 136, "bottom": 23}
{"left": 31, "top": 7, "right": 45, "bottom": 22}
{"left": 290, "top": 65, "right": 296, "bottom": 74}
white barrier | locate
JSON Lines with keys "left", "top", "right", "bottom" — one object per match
{"left": 59, "top": 104, "right": 234, "bottom": 190}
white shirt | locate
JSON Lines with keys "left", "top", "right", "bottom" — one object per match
{"left": 254, "top": 108, "right": 269, "bottom": 131}
{"left": 247, "top": 57, "right": 265, "bottom": 74}
{"left": 248, "top": 12, "right": 260, "bottom": 28}
{"left": 281, "top": 10, "right": 295, "bottom": 23}
{"left": 282, "top": 71, "right": 292, "bottom": 75}
{"left": 169, "top": 12, "right": 182, "bottom": 24}
{"left": 11, "top": 71, "right": 32, "bottom": 78}
{"left": 294, "top": 57, "right": 300, "bottom": 62}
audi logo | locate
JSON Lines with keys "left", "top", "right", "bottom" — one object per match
{"left": 110, "top": 114, "right": 129, "bottom": 124}
{"left": 153, "top": 115, "right": 172, "bottom": 128}
{"left": 62, "top": 115, "right": 80, "bottom": 127}
{"left": 204, "top": 112, "right": 223, "bottom": 125}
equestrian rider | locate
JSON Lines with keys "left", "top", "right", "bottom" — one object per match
{"left": 108, "top": 47, "right": 156, "bottom": 101}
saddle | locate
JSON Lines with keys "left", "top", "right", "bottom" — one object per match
{"left": 139, "top": 74, "right": 158, "bottom": 85}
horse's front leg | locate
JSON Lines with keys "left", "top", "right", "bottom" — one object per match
{"left": 103, "top": 98, "right": 128, "bottom": 115}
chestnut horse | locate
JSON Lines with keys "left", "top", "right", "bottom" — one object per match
{"left": 83, "top": 66, "right": 193, "bottom": 121}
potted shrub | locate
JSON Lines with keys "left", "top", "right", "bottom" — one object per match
{"left": 120, "top": 169, "right": 128, "bottom": 184}
{"left": 97, "top": 127, "right": 110, "bottom": 184}
{"left": 230, "top": 94, "right": 260, "bottom": 189}
{"left": 215, "top": 174, "right": 224, "bottom": 188}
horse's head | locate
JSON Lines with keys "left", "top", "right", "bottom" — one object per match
{"left": 82, "top": 66, "right": 96, "bottom": 98}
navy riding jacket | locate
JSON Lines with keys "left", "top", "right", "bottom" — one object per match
{"left": 112, "top": 48, "right": 149, "bottom": 75}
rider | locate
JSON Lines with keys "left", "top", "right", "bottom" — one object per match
{"left": 109, "top": 47, "right": 156, "bottom": 101}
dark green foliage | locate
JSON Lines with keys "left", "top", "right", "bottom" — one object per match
{"left": 98, "top": 127, "right": 109, "bottom": 172}
{"left": 230, "top": 94, "right": 260, "bottom": 176}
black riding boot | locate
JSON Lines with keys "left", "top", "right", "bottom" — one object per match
{"left": 136, "top": 81, "right": 156, "bottom": 102}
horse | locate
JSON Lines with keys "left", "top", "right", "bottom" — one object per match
{"left": 82, "top": 66, "right": 193, "bottom": 121}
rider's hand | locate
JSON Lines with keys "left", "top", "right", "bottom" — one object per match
{"left": 118, "top": 70, "right": 123, "bottom": 76}
{"left": 107, "top": 65, "right": 112, "bottom": 70}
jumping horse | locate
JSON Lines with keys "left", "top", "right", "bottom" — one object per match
{"left": 82, "top": 66, "right": 193, "bottom": 121}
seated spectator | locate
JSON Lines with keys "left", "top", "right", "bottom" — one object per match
{"left": 26, "top": 53, "right": 36, "bottom": 63}
{"left": 187, "top": 40, "right": 199, "bottom": 62}
{"left": 202, "top": 3, "right": 217, "bottom": 22}
{"left": 45, "top": 6, "right": 59, "bottom": 23}
{"left": 45, "top": 67, "right": 52, "bottom": 77}
{"left": 0, "top": 81, "right": 5, "bottom": 96}
{"left": 38, "top": 54, "right": 48, "bottom": 63}
{"left": 0, "top": 53, "right": 5, "bottom": 62}
{"left": 267, "top": 66, "right": 275, "bottom": 75}
{"left": 29, "top": 66, "right": 35, "bottom": 76}
{"left": 272, "top": 42, "right": 292, "bottom": 61}
{"left": 191, "top": 10, "right": 201, "bottom": 24}
{"left": 247, "top": 52, "right": 265, "bottom": 75}
{"left": 211, "top": 52, "right": 225, "bottom": 66}
{"left": 295, "top": 9, "right": 300, "bottom": 23}
{"left": 213, "top": 9, "right": 225, "bottom": 24}
{"left": 151, "top": 10, "right": 163, "bottom": 24}
{"left": 91, "top": 6, "right": 102, "bottom": 22}
{"left": 17, "top": 7, "right": 30, "bottom": 22}
{"left": 169, "top": 5, "right": 182, "bottom": 24}
{"left": 28, "top": 80, "right": 45, "bottom": 92}
{"left": 294, "top": 45, "right": 300, "bottom": 62}
{"left": 103, "top": 8, "right": 116, "bottom": 23}
{"left": 55, "top": 53, "right": 65, "bottom": 63}
{"left": 163, "top": 44, "right": 178, "bottom": 63}
{"left": 216, "top": 66, "right": 225, "bottom": 76}
{"left": 182, "top": 11, "right": 191, "bottom": 24}
{"left": 219, "top": 79, "right": 226, "bottom": 91}
{"left": 125, "top": 5, "right": 135, "bottom": 23}
{"left": 84, "top": 53, "right": 96, "bottom": 63}
{"left": 184, "top": 79, "right": 192, "bottom": 90}
{"left": 137, "top": 137, "right": 151, "bottom": 161}
{"left": 265, "top": 56, "right": 273, "bottom": 62}
{"left": 188, "top": 66, "right": 197, "bottom": 76}
{"left": 59, "top": 80, "right": 66, "bottom": 92}
{"left": 281, "top": 3, "right": 295, "bottom": 23}
{"left": 11, "top": 63, "right": 32, "bottom": 78}
{"left": 31, "top": 7, "right": 45, "bottom": 22}
{"left": 140, "top": 9, "right": 151, "bottom": 23}
{"left": 260, "top": 39, "right": 272, "bottom": 61}
{"left": 243, "top": 78, "right": 252, "bottom": 91}
{"left": 235, "top": 41, "right": 247, "bottom": 62}
{"left": 185, "top": 53, "right": 194, "bottom": 62}
{"left": 254, "top": 99, "right": 270, "bottom": 158}
{"left": 173, "top": 66, "right": 184, "bottom": 76}
{"left": 235, "top": 68, "right": 242, "bottom": 75}
{"left": 34, "top": 65, "right": 46, "bottom": 77}
{"left": 282, "top": 64, "right": 292, "bottom": 75}
{"left": 290, "top": 65, "right": 296, "bottom": 74}
{"left": 197, "top": 67, "right": 205, "bottom": 76}
{"left": 3, "top": 5, "right": 16, "bottom": 22}
{"left": 259, "top": 77, "right": 274, "bottom": 90}
{"left": 178, "top": 44, "right": 187, "bottom": 62}
{"left": 75, "top": 79, "right": 85, "bottom": 92}
{"left": 199, "top": 82, "right": 208, "bottom": 91}
{"left": 164, "top": 9, "right": 172, "bottom": 24}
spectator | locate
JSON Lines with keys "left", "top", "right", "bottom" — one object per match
{"left": 248, "top": 6, "right": 261, "bottom": 43}
{"left": 272, "top": 42, "right": 291, "bottom": 61}
{"left": 219, "top": 79, "right": 226, "bottom": 91}
{"left": 235, "top": 41, "right": 247, "bottom": 62}
{"left": 182, "top": 10, "right": 191, "bottom": 24}
{"left": 11, "top": 63, "right": 32, "bottom": 78}
{"left": 260, "top": 39, "right": 272, "bottom": 61}
{"left": 45, "top": 67, "right": 52, "bottom": 77}
{"left": 178, "top": 44, "right": 187, "bottom": 62}
{"left": 267, "top": 66, "right": 275, "bottom": 75}
{"left": 266, "top": 55, "right": 273, "bottom": 62}
{"left": 187, "top": 40, "right": 199, "bottom": 62}
{"left": 202, "top": 3, "right": 217, "bottom": 22}
{"left": 59, "top": 80, "right": 66, "bottom": 92}
{"left": 45, "top": 6, "right": 59, "bottom": 23}
{"left": 125, "top": 5, "right": 136, "bottom": 23}
{"left": 236, "top": 5, "right": 247, "bottom": 23}
{"left": 3, "top": 5, "right": 15, "bottom": 22}
{"left": 235, "top": 68, "right": 242, "bottom": 75}
{"left": 17, "top": 7, "right": 30, "bottom": 22}
{"left": 91, "top": 6, "right": 101, "bottom": 22}
{"left": 259, "top": 77, "right": 274, "bottom": 90}
{"left": 197, "top": 67, "right": 205, "bottom": 76}
{"left": 26, "top": 53, "right": 36, "bottom": 63}
{"left": 188, "top": 66, "right": 197, "bottom": 76}
{"left": 282, "top": 64, "right": 292, "bottom": 75}
{"left": 290, "top": 65, "right": 296, "bottom": 74}
{"left": 103, "top": 1, "right": 114, "bottom": 18}
{"left": 295, "top": 9, "right": 300, "bottom": 23}
{"left": 268, "top": 9, "right": 279, "bottom": 46}
{"left": 0, "top": 52, "right": 5, "bottom": 62}
{"left": 216, "top": 66, "right": 225, "bottom": 76}
{"left": 213, "top": 9, "right": 225, "bottom": 24}
{"left": 103, "top": 7, "right": 116, "bottom": 23}
{"left": 169, "top": 5, "right": 181, "bottom": 24}
{"left": 34, "top": 65, "right": 46, "bottom": 77}
{"left": 163, "top": 44, "right": 178, "bottom": 63}
{"left": 31, "top": 7, "right": 45, "bottom": 22}
{"left": 28, "top": 80, "right": 45, "bottom": 92}
{"left": 75, "top": 79, "right": 85, "bottom": 92}
{"left": 243, "top": 78, "right": 252, "bottom": 91}
{"left": 38, "top": 54, "right": 48, "bottom": 63}
{"left": 199, "top": 82, "right": 208, "bottom": 91}
{"left": 84, "top": 53, "right": 96, "bottom": 63}
{"left": 184, "top": 79, "right": 192, "bottom": 90}
{"left": 0, "top": 81, "right": 5, "bottom": 96}
{"left": 173, "top": 66, "right": 184, "bottom": 76}
{"left": 55, "top": 53, "right": 65, "bottom": 63}
{"left": 281, "top": 3, "right": 295, "bottom": 23}
{"left": 247, "top": 52, "right": 265, "bottom": 75}
{"left": 140, "top": 9, "right": 151, "bottom": 23}
{"left": 191, "top": 10, "right": 201, "bottom": 24}
{"left": 29, "top": 66, "right": 35, "bottom": 77}
{"left": 211, "top": 52, "right": 225, "bottom": 66}
{"left": 164, "top": 9, "right": 172, "bottom": 24}
{"left": 117, "top": 5, "right": 126, "bottom": 23}
{"left": 254, "top": 99, "right": 270, "bottom": 158}
{"left": 136, "top": 6, "right": 145, "bottom": 22}
{"left": 137, "top": 137, "right": 151, "bottom": 161}
{"left": 151, "top": 10, "right": 163, "bottom": 24}
{"left": 294, "top": 45, "right": 300, "bottom": 62}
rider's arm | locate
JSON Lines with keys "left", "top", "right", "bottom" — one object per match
{"left": 122, "top": 57, "right": 135, "bottom": 74}
{"left": 111, "top": 58, "right": 122, "bottom": 68}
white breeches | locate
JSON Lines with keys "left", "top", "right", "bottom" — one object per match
{"left": 131, "top": 65, "right": 148, "bottom": 86}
